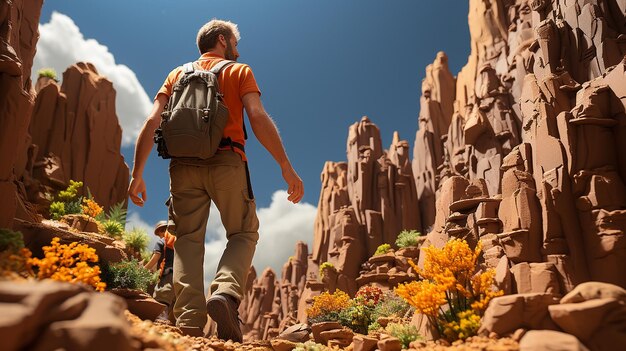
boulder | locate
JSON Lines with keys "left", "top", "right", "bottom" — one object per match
{"left": 270, "top": 339, "right": 297, "bottom": 351}
{"left": 0, "top": 280, "right": 139, "bottom": 351}
{"left": 276, "top": 323, "right": 310, "bottom": 343}
{"left": 520, "top": 330, "right": 589, "bottom": 351}
{"left": 560, "top": 281, "right": 626, "bottom": 304}
{"left": 318, "top": 327, "right": 353, "bottom": 346}
{"left": 479, "top": 293, "right": 560, "bottom": 336}
{"left": 110, "top": 288, "right": 165, "bottom": 321}
{"left": 549, "top": 298, "right": 626, "bottom": 351}
{"left": 353, "top": 334, "right": 378, "bottom": 351}
{"left": 311, "top": 321, "right": 342, "bottom": 344}
{"left": 377, "top": 336, "right": 402, "bottom": 351}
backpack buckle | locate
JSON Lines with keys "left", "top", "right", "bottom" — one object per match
{"left": 202, "top": 108, "right": 210, "bottom": 122}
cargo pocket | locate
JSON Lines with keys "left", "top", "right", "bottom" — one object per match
{"left": 242, "top": 188, "right": 259, "bottom": 234}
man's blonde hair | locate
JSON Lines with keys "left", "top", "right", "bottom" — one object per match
{"left": 196, "top": 19, "right": 241, "bottom": 54}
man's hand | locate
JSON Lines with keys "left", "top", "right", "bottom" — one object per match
{"left": 128, "top": 176, "right": 147, "bottom": 207}
{"left": 282, "top": 165, "right": 304, "bottom": 203}
{"left": 128, "top": 94, "right": 167, "bottom": 207}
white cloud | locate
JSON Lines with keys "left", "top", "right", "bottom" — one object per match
{"left": 203, "top": 190, "right": 317, "bottom": 290}
{"left": 33, "top": 12, "right": 152, "bottom": 146}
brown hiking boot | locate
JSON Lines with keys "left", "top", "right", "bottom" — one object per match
{"left": 206, "top": 293, "right": 243, "bottom": 342}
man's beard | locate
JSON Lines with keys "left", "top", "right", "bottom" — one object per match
{"left": 225, "top": 41, "right": 237, "bottom": 61}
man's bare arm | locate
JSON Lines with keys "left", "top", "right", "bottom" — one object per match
{"left": 128, "top": 94, "right": 168, "bottom": 207}
{"left": 144, "top": 252, "right": 161, "bottom": 271}
{"left": 242, "top": 92, "right": 304, "bottom": 203}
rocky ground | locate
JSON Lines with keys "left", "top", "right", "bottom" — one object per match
{"left": 125, "top": 312, "right": 519, "bottom": 351}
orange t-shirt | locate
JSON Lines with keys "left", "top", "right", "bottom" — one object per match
{"left": 155, "top": 53, "right": 261, "bottom": 161}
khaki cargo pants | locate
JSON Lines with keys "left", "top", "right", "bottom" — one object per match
{"left": 153, "top": 272, "right": 175, "bottom": 306}
{"left": 169, "top": 150, "right": 259, "bottom": 329}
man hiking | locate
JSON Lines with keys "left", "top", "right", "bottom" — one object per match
{"left": 144, "top": 220, "right": 176, "bottom": 323}
{"left": 128, "top": 19, "right": 304, "bottom": 341}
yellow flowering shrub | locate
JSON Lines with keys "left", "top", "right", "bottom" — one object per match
{"left": 29, "top": 237, "right": 106, "bottom": 292}
{"left": 442, "top": 310, "right": 481, "bottom": 340}
{"left": 82, "top": 198, "right": 104, "bottom": 218}
{"left": 306, "top": 290, "right": 351, "bottom": 320}
{"left": 395, "top": 238, "right": 503, "bottom": 341}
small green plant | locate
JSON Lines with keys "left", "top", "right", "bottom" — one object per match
{"left": 37, "top": 67, "right": 58, "bottom": 81}
{"left": 371, "top": 290, "right": 413, "bottom": 323}
{"left": 64, "top": 200, "right": 83, "bottom": 215}
{"left": 293, "top": 341, "right": 330, "bottom": 351}
{"left": 374, "top": 243, "right": 392, "bottom": 256}
{"left": 319, "top": 261, "right": 335, "bottom": 279}
{"left": 123, "top": 227, "right": 149, "bottom": 254}
{"left": 100, "top": 258, "right": 157, "bottom": 292}
{"left": 0, "top": 229, "right": 32, "bottom": 277}
{"left": 385, "top": 322, "right": 421, "bottom": 348}
{"left": 339, "top": 303, "right": 374, "bottom": 334}
{"left": 395, "top": 230, "right": 421, "bottom": 248}
{"left": 106, "top": 201, "right": 127, "bottom": 226}
{"left": 48, "top": 201, "right": 66, "bottom": 220}
{"left": 0, "top": 228, "right": 25, "bottom": 252}
{"left": 49, "top": 180, "right": 83, "bottom": 219}
{"left": 58, "top": 180, "right": 83, "bottom": 202}
{"left": 102, "top": 220, "right": 124, "bottom": 239}
{"left": 368, "top": 320, "right": 382, "bottom": 333}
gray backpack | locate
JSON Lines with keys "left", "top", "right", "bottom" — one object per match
{"left": 155, "top": 60, "right": 234, "bottom": 159}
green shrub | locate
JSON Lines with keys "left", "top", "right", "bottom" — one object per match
{"left": 0, "top": 228, "right": 25, "bottom": 252}
{"left": 37, "top": 68, "right": 58, "bottom": 81}
{"left": 368, "top": 321, "right": 382, "bottom": 333}
{"left": 319, "top": 261, "right": 335, "bottom": 279}
{"left": 101, "top": 258, "right": 157, "bottom": 292}
{"left": 106, "top": 201, "right": 127, "bottom": 226}
{"left": 293, "top": 341, "right": 329, "bottom": 351}
{"left": 385, "top": 322, "right": 421, "bottom": 348}
{"left": 64, "top": 199, "right": 83, "bottom": 215}
{"left": 395, "top": 230, "right": 421, "bottom": 248}
{"left": 102, "top": 220, "right": 124, "bottom": 239}
{"left": 123, "top": 227, "right": 149, "bottom": 253}
{"left": 374, "top": 243, "right": 392, "bottom": 256}
{"left": 371, "top": 291, "right": 413, "bottom": 323}
{"left": 49, "top": 201, "right": 66, "bottom": 220}
{"left": 338, "top": 303, "right": 375, "bottom": 335}
{"left": 58, "top": 180, "right": 83, "bottom": 202}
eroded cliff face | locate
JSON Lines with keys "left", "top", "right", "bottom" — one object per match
{"left": 0, "top": 1, "right": 128, "bottom": 223}
{"left": 0, "top": 0, "right": 43, "bottom": 227}
{"left": 245, "top": 0, "right": 626, "bottom": 339}
{"left": 22, "top": 63, "right": 130, "bottom": 213}
{"left": 418, "top": 0, "right": 626, "bottom": 293}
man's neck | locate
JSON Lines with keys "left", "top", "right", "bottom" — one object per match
{"left": 204, "top": 49, "right": 225, "bottom": 58}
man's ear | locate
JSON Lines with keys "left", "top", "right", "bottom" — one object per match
{"left": 218, "top": 34, "right": 227, "bottom": 47}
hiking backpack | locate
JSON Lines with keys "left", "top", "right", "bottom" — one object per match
{"left": 155, "top": 60, "right": 234, "bottom": 159}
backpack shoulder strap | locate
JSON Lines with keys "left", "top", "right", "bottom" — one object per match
{"left": 183, "top": 62, "right": 195, "bottom": 74}
{"left": 209, "top": 60, "right": 235, "bottom": 75}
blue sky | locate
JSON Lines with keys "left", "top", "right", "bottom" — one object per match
{"left": 36, "top": 1, "right": 470, "bottom": 276}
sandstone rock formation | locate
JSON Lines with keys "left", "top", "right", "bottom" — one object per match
{"left": 243, "top": 0, "right": 626, "bottom": 343}
{"left": 238, "top": 242, "right": 309, "bottom": 342}
{"left": 22, "top": 63, "right": 130, "bottom": 213}
{"left": 1, "top": 1, "right": 129, "bottom": 228}
{"left": 416, "top": 0, "right": 626, "bottom": 293}
{"left": 308, "top": 119, "right": 421, "bottom": 298}
{"left": 0, "top": 0, "right": 43, "bottom": 228}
